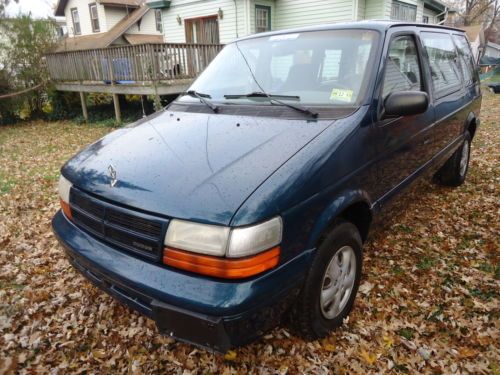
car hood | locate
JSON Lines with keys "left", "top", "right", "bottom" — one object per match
{"left": 62, "top": 110, "right": 333, "bottom": 225}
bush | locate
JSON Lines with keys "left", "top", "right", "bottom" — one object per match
{"left": 0, "top": 69, "right": 21, "bottom": 125}
{"left": 45, "top": 87, "right": 81, "bottom": 121}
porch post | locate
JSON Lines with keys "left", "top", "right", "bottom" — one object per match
{"left": 112, "top": 93, "right": 121, "bottom": 124}
{"left": 79, "top": 91, "right": 88, "bottom": 122}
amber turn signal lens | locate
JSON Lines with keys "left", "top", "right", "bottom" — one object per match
{"left": 163, "top": 246, "right": 280, "bottom": 279}
{"left": 60, "top": 198, "right": 72, "bottom": 220}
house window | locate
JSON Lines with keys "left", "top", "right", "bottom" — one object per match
{"left": 422, "top": 15, "right": 429, "bottom": 23}
{"left": 255, "top": 5, "right": 271, "bottom": 33}
{"left": 71, "top": 8, "right": 81, "bottom": 35}
{"left": 391, "top": 1, "right": 417, "bottom": 21}
{"left": 155, "top": 9, "right": 162, "bottom": 32}
{"left": 89, "top": 3, "right": 100, "bottom": 32}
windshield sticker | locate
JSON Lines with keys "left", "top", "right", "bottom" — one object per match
{"left": 269, "top": 33, "right": 300, "bottom": 42}
{"left": 330, "top": 88, "right": 353, "bottom": 103}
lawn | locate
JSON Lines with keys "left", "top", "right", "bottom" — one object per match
{"left": 0, "top": 92, "right": 498, "bottom": 374}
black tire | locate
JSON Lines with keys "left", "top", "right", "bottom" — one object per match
{"left": 289, "top": 220, "right": 363, "bottom": 339}
{"left": 436, "top": 132, "right": 471, "bottom": 187}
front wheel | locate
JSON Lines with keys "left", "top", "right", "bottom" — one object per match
{"left": 436, "top": 131, "right": 471, "bottom": 187}
{"left": 289, "top": 221, "right": 363, "bottom": 339}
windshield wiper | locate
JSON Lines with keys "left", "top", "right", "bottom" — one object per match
{"left": 232, "top": 42, "right": 318, "bottom": 119}
{"left": 224, "top": 92, "right": 300, "bottom": 100}
{"left": 180, "top": 90, "right": 219, "bottom": 113}
{"left": 225, "top": 91, "right": 318, "bottom": 118}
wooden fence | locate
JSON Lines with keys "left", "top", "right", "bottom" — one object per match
{"left": 45, "top": 43, "right": 224, "bottom": 83}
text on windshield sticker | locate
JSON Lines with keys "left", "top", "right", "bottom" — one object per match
{"left": 330, "top": 88, "right": 353, "bottom": 102}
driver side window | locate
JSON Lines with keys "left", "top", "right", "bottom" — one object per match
{"left": 382, "top": 35, "right": 422, "bottom": 99}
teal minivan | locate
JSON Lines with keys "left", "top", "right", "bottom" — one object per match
{"left": 53, "top": 21, "right": 481, "bottom": 351}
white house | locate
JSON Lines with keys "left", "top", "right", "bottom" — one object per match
{"left": 53, "top": 0, "right": 449, "bottom": 50}
{"left": 461, "top": 25, "right": 485, "bottom": 62}
{"left": 54, "top": 0, "right": 164, "bottom": 51}
{"left": 153, "top": 0, "right": 449, "bottom": 45}
{"left": 485, "top": 41, "right": 500, "bottom": 58}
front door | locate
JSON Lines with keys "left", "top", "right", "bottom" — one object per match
{"left": 373, "top": 31, "right": 435, "bottom": 207}
{"left": 185, "top": 16, "right": 220, "bottom": 75}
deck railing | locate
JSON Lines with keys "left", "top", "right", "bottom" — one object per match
{"left": 45, "top": 43, "right": 224, "bottom": 83}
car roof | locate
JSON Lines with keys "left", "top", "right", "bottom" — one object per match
{"left": 234, "top": 20, "right": 465, "bottom": 43}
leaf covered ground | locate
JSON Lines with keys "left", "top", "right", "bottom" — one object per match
{"left": 0, "top": 92, "right": 498, "bottom": 374}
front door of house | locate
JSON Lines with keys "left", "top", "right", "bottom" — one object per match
{"left": 185, "top": 16, "right": 220, "bottom": 75}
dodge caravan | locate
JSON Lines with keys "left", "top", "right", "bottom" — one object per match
{"left": 53, "top": 21, "right": 482, "bottom": 352}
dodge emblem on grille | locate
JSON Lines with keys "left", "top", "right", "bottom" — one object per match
{"left": 108, "top": 164, "right": 117, "bottom": 187}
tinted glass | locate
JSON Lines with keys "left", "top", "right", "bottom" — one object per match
{"left": 382, "top": 35, "right": 422, "bottom": 98}
{"left": 181, "top": 30, "right": 380, "bottom": 106}
{"left": 453, "top": 34, "right": 476, "bottom": 85}
{"left": 421, "top": 32, "right": 462, "bottom": 96}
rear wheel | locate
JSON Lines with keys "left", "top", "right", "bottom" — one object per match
{"left": 289, "top": 221, "right": 362, "bottom": 339}
{"left": 436, "top": 132, "right": 471, "bottom": 187}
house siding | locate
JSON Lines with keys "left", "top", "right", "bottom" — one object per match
{"left": 364, "top": 0, "right": 424, "bottom": 22}
{"left": 364, "top": 0, "right": 385, "bottom": 19}
{"left": 274, "top": 0, "right": 355, "bottom": 29}
{"left": 423, "top": 7, "right": 438, "bottom": 23}
{"left": 161, "top": 0, "right": 246, "bottom": 44}
{"left": 104, "top": 7, "right": 130, "bottom": 31}
{"left": 128, "top": 9, "right": 163, "bottom": 34}
{"left": 63, "top": 1, "right": 160, "bottom": 38}
{"left": 357, "top": 0, "right": 366, "bottom": 20}
{"left": 485, "top": 43, "right": 500, "bottom": 58}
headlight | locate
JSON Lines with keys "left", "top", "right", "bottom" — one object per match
{"left": 227, "top": 217, "right": 282, "bottom": 258}
{"left": 163, "top": 217, "right": 282, "bottom": 278}
{"left": 58, "top": 174, "right": 72, "bottom": 203}
{"left": 58, "top": 174, "right": 73, "bottom": 219}
{"left": 164, "top": 220, "right": 230, "bottom": 256}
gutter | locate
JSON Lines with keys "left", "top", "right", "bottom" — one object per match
{"left": 234, "top": 0, "right": 239, "bottom": 37}
{"left": 436, "top": 6, "right": 448, "bottom": 25}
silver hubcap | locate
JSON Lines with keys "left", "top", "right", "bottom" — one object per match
{"left": 320, "top": 246, "right": 357, "bottom": 320}
{"left": 460, "top": 140, "right": 469, "bottom": 177}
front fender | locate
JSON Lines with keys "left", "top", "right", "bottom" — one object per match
{"left": 305, "top": 189, "right": 373, "bottom": 249}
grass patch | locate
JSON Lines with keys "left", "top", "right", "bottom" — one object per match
{"left": 397, "top": 327, "right": 415, "bottom": 340}
{"left": 396, "top": 224, "right": 413, "bottom": 233}
{"left": 0, "top": 172, "right": 16, "bottom": 193}
{"left": 468, "top": 287, "right": 497, "bottom": 301}
{"left": 391, "top": 265, "right": 405, "bottom": 276}
{"left": 417, "top": 257, "right": 437, "bottom": 270}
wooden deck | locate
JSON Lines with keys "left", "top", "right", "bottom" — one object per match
{"left": 45, "top": 42, "right": 224, "bottom": 122}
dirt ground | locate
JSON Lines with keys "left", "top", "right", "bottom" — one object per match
{"left": 0, "top": 91, "right": 498, "bottom": 374}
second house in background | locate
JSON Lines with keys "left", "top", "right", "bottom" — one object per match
{"left": 54, "top": 0, "right": 164, "bottom": 51}
{"left": 157, "top": 0, "right": 450, "bottom": 44}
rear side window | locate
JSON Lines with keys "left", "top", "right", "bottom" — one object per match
{"left": 453, "top": 34, "right": 477, "bottom": 86}
{"left": 382, "top": 35, "right": 422, "bottom": 99}
{"left": 421, "top": 32, "right": 462, "bottom": 97}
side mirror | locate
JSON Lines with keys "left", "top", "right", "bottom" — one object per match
{"left": 384, "top": 91, "right": 429, "bottom": 117}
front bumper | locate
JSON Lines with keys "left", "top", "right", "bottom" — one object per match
{"left": 52, "top": 211, "right": 314, "bottom": 351}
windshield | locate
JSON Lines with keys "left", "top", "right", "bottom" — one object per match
{"left": 178, "top": 29, "right": 380, "bottom": 106}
